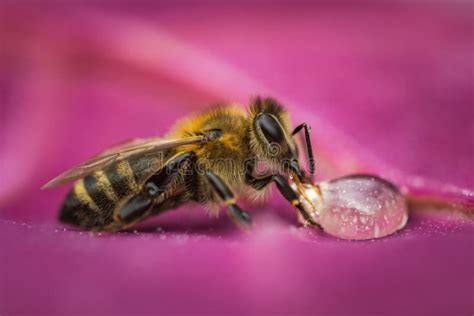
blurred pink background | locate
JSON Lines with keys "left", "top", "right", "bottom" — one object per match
{"left": 1, "top": 1, "right": 473, "bottom": 315}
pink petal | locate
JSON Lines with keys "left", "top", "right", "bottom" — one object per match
{"left": 1, "top": 2, "right": 472, "bottom": 315}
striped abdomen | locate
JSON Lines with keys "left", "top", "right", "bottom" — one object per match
{"left": 59, "top": 159, "right": 146, "bottom": 229}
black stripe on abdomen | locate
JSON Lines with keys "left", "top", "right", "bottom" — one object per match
{"left": 104, "top": 163, "right": 134, "bottom": 199}
{"left": 59, "top": 190, "right": 100, "bottom": 228}
{"left": 83, "top": 173, "right": 116, "bottom": 212}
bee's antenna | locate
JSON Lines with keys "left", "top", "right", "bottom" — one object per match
{"left": 292, "top": 123, "right": 315, "bottom": 178}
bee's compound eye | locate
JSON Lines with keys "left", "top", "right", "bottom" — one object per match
{"left": 145, "top": 182, "right": 161, "bottom": 197}
{"left": 255, "top": 113, "right": 284, "bottom": 144}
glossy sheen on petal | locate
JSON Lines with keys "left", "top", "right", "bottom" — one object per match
{"left": 315, "top": 175, "right": 408, "bottom": 240}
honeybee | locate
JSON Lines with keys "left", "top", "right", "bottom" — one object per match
{"left": 43, "top": 97, "right": 318, "bottom": 231}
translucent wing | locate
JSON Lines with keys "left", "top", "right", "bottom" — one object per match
{"left": 42, "top": 135, "right": 207, "bottom": 189}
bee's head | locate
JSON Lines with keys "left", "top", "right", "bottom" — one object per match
{"left": 248, "top": 97, "right": 303, "bottom": 179}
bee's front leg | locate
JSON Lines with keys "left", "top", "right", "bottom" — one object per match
{"left": 292, "top": 122, "right": 315, "bottom": 176}
{"left": 245, "top": 161, "right": 316, "bottom": 226}
{"left": 271, "top": 174, "right": 319, "bottom": 227}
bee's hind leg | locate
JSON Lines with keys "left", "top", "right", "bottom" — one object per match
{"left": 205, "top": 171, "right": 252, "bottom": 230}
{"left": 107, "top": 151, "right": 197, "bottom": 231}
{"left": 96, "top": 188, "right": 159, "bottom": 232}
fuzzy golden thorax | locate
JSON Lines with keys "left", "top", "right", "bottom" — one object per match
{"left": 166, "top": 106, "right": 251, "bottom": 185}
